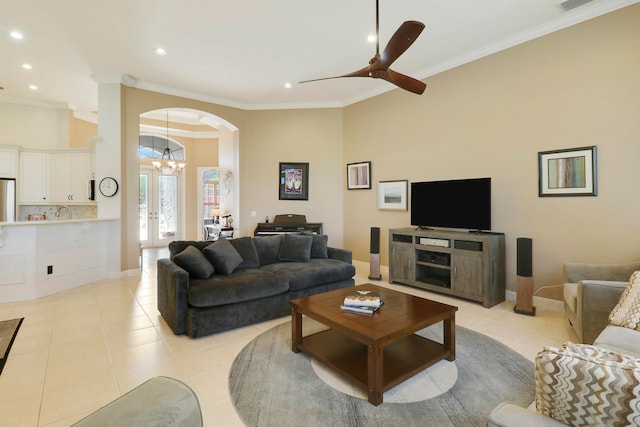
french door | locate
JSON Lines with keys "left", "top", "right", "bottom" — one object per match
{"left": 139, "top": 168, "right": 181, "bottom": 247}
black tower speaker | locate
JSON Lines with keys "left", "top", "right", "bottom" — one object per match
{"left": 368, "top": 227, "right": 382, "bottom": 280}
{"left": 517, "top": 238, "right": 533, "bottom": 277}
{"left": 370, "top": 227, "right": 380, "bottom": 254}
{"left": 514, "top": 237, "right": 535, "bottom": 316}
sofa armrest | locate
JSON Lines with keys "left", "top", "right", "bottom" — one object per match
{"left": 327, "top": 247, "right": 352, "bottom": 264}
{"left": 72, "top": 376, "right": 202, "bottom": 427}
{"left": 157, "top": 258, "right": 190, "bottom": 335}
{"left": 579, "top": 280, "right": 627, "bottom": 344}
{"left": 487, "top": 403, "right": 567, "bottom": 427}
{"left": 564, "top": 261, "right": 640, "bottom": 283}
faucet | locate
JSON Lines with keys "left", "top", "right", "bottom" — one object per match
{"left": 55, "top": 205, "right": 72, "bottom": 220}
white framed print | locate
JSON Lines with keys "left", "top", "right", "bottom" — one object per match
{"left": 377, "top": 180, "right": 408, "bottom": 211}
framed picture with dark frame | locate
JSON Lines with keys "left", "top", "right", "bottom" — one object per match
{"left": 538, "top": 146, "right": 597, "bottom": 197}
{"left": 279, "top": 162, "right": 309, "bottom": 200}
{"left": 377, "top": 180, "right": 408, "bottom": 211}
{"left": 347, "top": 161, "right": 371, "bottom": 190}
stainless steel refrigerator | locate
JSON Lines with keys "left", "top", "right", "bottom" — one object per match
{"left": 0, "top": 178, "right": 16, "bottom": 222}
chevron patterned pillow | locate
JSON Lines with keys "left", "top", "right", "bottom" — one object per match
{"left": 609, "top": 271, "right": 640, "bottom": 330}
{"left": 535, "top": 344, "right": 640, "bottom": 427}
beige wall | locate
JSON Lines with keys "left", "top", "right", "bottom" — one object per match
{"left": 343, "top": 5, "right": 640, "bottom": 298}
{"left": 69, "top": 112, "right": 97, "bottom": 148}
{"left": 4, "top": 5, "right": 639, "bottom": 299}
{"left": 0, "top": 102, "right": 69, "bottom": 148}
{"left": 240, "top": 108, "right": 344, "bottom": 243}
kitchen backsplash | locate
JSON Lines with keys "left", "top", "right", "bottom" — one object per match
{"left": 19, "top": 205, "right": 98, "bottom": 221}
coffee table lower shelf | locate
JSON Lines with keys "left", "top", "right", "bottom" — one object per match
{"left": 298, "top": 329, "right": 450, "bottom": 398}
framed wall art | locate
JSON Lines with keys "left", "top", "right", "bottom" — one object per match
{"left": 279, "top": 162, "right": 309, "bottom": 200}
{"left": 377, "top": 180, "right": 408, "bottom": 211}
{"left": 347, "top": 161, "right": 371, "bottom": 190}
{"left": 538, "top": 146, "right": 597, "bottom": 197}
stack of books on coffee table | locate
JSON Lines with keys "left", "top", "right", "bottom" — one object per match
{"left": 340, "top": 290, "right": 383, "bottom": 315}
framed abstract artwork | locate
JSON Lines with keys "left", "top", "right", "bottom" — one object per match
{"left": 347, "top": 161, "right": 371, "bottom": 190}
{"left": 279, "top": 162, "right": 309, "bottom": 200}
{"left": 377, "top": 180, "right": 408, "bottom": 210}
{"left": 538, "top": 146, "right": 597, "bottom": 197}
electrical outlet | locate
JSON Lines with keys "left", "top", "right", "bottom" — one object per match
{"left": 47, "top": 265, "right": 53, "bottom": 275}
{"left": 250, "top": 211, "right": 257, "bottom": 217}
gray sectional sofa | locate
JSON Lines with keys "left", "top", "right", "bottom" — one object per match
{"left": 157, "top": 234, "right": 355, "bottom": 338}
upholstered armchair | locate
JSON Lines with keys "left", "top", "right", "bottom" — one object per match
{"left": 563, "top": 261, "right": 640, "bottom": 343}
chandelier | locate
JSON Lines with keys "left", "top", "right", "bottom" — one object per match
{"left": 151, "top": 110, "right": 185, "bottom": 175}
{"left": 152, "top": 147, "right": 185, "bottom": 175}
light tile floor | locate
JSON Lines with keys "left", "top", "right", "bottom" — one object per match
{"left": 0, "top": 249, "right": 577, "bottom": 426}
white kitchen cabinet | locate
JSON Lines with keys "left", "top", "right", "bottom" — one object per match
{"left": 19, "top": 151, "right": 48, "bottom": 203}
{"left": 48, "top": 152, "right": 93, "bottom": 203}
{"left": 0, "top": 147, "right": 18, "bottom": 178}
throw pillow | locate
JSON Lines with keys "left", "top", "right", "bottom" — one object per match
{"left": 535, "top": 344, "right": 640, "bottom": 427}
{"left": 254, "top": 235, "right": 282, "bottom": 265}
{"left": 278, "top": 234, "right": 313, "bottom": 262}
{"left": 203, "top": 238, "right": 243, "bottom": 275}
{"left": 173, "top": 245, "right": 215, "bottom": 279}
{"left": 309, "top": 234, "right": 329, "bottom": 259}
{"left": 609, "top": 271, "right": 640, "bottom": 330}
{"left": 229, "top": 237, "right": 260, "bottom": 269}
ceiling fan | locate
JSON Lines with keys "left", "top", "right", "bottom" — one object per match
{"left": 300, "top": 0, "right": 426, "bottom": 95}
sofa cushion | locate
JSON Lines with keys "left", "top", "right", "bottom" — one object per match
{"left": 173, "top": 245, "right": 215, "bottom": 279}
{"left": 254, "top": 235, "right": 282, "bottom": 266}
{"left": 188, "top": 269, "right": 289, "bottom": 307}
{"left": 261, "top": 258, "right": 356, "bottom": 291}
{"left": 229, "top": 237, "right": 260, "bottom": 269}
{"left": 309, "top": 234, "right": 328, "bottom": 259}
{"left": 203, "top": 238, "right": 243, "bottom": 275}
{"left": 535, "top": 343, "right": 640, "bottom": 427}
{"left": 609, "top": 271, "right": 640, "bottom": 330}
{"left": 278, "top": 234, "right": 313, "bottom": 262}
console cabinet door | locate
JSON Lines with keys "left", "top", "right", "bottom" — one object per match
{"left": 390, "top": 243, "right": 413, "bottom": 284}
{"left": 452, "top": 252, "right": 483, "bottom": 298}
{"left": 19, "top": 152, "right": 48, "bottom": 203}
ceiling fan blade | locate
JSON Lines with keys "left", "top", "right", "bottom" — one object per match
{"left": 377, "top": 20, "right": 425, "bottom": 69}
{"left": 384, "top": 68, "right": 426, "bottom": 95}
{"left": 299, "top": 63, "right": 374, "bottom": 84}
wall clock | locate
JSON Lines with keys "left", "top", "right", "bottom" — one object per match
{"left": 99, "top": 177, "right": 119, "bottom": 197}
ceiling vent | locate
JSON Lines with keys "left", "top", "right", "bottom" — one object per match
{"left": 560, "top": 0, "right": 593, "bottom": 11}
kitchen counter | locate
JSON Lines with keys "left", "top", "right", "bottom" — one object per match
{"left": 0, "top": 217, "right": 117, "bottom": 226}
{"left": 0, "top": 218, "right": 120, "bottom": 303}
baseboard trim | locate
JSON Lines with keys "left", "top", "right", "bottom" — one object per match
{"left": 354, "top": 260, "right": 564, "bottom": 310}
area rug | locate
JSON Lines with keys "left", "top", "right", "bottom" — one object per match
{"left": 0, "top": 318, "right": 23, "bottom": 375}
{"left": 229, "top": 319, "right": 534, "bottom": 427}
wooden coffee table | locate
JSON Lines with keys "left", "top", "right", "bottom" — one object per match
{"left": 290, "top": 283, "right": 458, "bottom": 405}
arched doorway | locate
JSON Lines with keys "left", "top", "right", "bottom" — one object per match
{"left": 137, "top": 108, "right": 239, "bottom": 248}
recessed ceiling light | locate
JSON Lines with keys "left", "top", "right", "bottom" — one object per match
{"left": 10, "top": 31, "right": 24, "bottom": 40}
{"left": 29, "top": 84, "right": 38, "bottom": 91}
{"left": 367, "top": 34, "right": 377, "bottom": 43}
{"left": 284, "top": 83, "right": 292, "bottom": 89}
{"left": 22, "top": 63, "right": 32, "bottom": 70}
{"left": 154, "top": 47, "right": 167, "bottom": 56}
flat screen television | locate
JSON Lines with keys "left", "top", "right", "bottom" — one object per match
{"left": 411, "top": 178, "right": 491, "bottom": 231}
